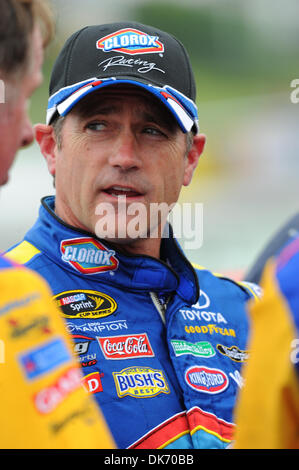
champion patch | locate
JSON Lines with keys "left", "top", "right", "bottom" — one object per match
{"left": 185, "top": 366, "right": 229, "bottom": 394}
{"left": 96, "top": 28, "right": 164, "bottom": 56}
{"left": 60, "top": 237, "right": 119, "bottom": 274}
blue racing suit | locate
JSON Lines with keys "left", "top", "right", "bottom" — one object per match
{"left": 6, "top": 196, "right": 259, "bottom": 449}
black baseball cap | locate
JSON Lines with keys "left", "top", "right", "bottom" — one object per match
{"left": 47, "top": 21, "right": 199, "bottom": 134}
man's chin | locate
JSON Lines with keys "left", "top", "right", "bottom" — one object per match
{"left": 94, "top": 215, "right": 150, "bottom": 242}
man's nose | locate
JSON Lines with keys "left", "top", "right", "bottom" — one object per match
{"left": 108, "top": 131, "right": 141, "bottom": 170}
{"left": 20, "top": 115, "right": 34, "bottom": 148}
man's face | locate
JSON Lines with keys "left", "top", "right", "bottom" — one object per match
{"left": 0, "top": 27, "right": 43, "bottom": 186}
{"left": 40, "top": 86, "right": 204, "bottom": 250}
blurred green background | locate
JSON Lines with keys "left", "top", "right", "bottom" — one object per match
{"left": 1, "top": 0, "right": 298, "bottom": 277}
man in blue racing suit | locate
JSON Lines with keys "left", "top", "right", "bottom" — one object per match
{"left": 6, "top": 21, "right": 259, "bottom": 449}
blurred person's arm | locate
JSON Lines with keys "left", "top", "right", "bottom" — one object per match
{"left": 0, "top": 256, "right": 115, "bottom": 449}
{"left": 234, "top": 256, "right": 299, "bottom": 449}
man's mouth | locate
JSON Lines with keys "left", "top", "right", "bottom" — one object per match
{"left": 103, "top": 185, "right": 143, "bottom": 198}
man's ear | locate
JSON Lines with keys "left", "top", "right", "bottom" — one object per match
{"left": 34, "top": 124, "right": 57, "bottom": 177}
{"left": 183, "top": 133, "right": 206, "bottom": 187}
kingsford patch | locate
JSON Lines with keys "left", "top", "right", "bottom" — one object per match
{"left": 96, "top": 28, "right": 164, "bottom": 55}
{"left": 98, "top": 333, "right": 154, "bottom": 360}
{"left": 185, "top": 366, "right": 229, "bottom": 394}
{"left": 53, "top": 289, "right": 117, "bottom": 319}
{"left": 60, "top": 237, "right": 118, "bottom": 274}
{"left": 113, "top": 366, "right": 169, "bottom": 398}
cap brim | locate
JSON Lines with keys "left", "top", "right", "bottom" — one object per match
{"left": 47, "top": 77, "right": 199, "bottom": 134}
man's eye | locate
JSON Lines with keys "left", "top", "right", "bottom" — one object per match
{"left": 86, "top": 122, "right": 106, "bottom": 131}
{"left": 143, "top": 127, "right": 164, "bottom": 136}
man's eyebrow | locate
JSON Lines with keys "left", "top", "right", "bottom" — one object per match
{"left": 77, "top": 103, "right": 119, "bottom": 118}
{"left": 141, "top": 107, "right": 177, "bottom": 131}
{"left": 141, "top": 110, "right": 160, "bottom": 123}
{"left": 75, "top": 97, "right": 177, "bottom": 131}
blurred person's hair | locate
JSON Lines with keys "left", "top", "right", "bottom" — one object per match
{"left": 0, "top": 0, "right": 54, "bottom": 80}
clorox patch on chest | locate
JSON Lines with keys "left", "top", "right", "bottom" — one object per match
{"left": 60, "top": 237, "right": 119, "bottom": 274}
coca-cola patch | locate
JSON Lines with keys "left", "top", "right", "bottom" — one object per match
{"left": 97, "top": 333, "right": 154, "bottom": 360}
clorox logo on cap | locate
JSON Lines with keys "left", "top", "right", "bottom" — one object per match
{"left": 96, "top": 28, "right": 164, "bottom": 55}
{"left": 61, "top": 237, "right": 119, "bottom": 274}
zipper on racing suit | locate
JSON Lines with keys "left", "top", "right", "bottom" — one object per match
{"left": 150, "top": 292, "right": 172, "bottom": 324}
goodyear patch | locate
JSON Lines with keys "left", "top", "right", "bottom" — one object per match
{"left": 54, "top": 289, "right": 117, "bottom": 319}
{"left": 60, "top": 237, "right": 119, "bottom": 274}
{"left": 171, "top": 339, "right": 215, "bottom": 358}
{"left": 185, "top": 365, "right": 229, "bottom": 394}
{"left": 19, "top": 337, "right": 71, "bottom": 380}
{"left": 96, "top": 28, "right": 164, "bottom": 56}
{"left": 113, "top": 366, "right": 170, "bottom": 398}
{"left": 184, "top": 324, "right": 236, "bottom": 337}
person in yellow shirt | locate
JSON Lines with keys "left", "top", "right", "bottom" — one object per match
{"left": 0, "top": 0, "right": 114, "bottom": 449}
{"left": 234, "top": 237, "right": 299, "bottom": 449}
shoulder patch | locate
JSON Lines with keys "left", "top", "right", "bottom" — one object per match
{"left": 237, "top": 281, "right": 263, "bottom": 301}
{"left": 5, "top": 241, "right": 41, "bottom": 265}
